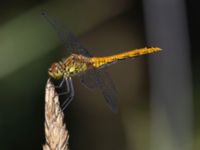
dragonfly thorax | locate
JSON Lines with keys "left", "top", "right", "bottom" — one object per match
{"left": 48, "top": 54, "right": 91, "bottom": 80}
{"left": 62, "top": 54, "right": 90, "bottom": 77}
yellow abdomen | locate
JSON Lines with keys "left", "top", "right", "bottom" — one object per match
{"left": 90, "top": 47, "right": 161, "bottom": 68}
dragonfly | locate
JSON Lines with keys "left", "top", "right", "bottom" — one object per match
{"left": 41, "top": 11, "right": 161, "bottom": 113}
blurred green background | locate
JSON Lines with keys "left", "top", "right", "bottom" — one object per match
{"left": 0, "top": 0, "right": 199, "bottom": 150}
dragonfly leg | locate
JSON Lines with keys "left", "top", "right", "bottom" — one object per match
{"left": 57, "top": 78, "right": 70, "bottom": 96}
{"left": 54, "top": 77, "right": 65, "bottom": 89}
{"left": 60, "top": 77, "right": 75, "bottom": 111}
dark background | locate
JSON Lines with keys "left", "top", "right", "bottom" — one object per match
{"left": 0, "top": 0, "right": 199, "bottom": 149}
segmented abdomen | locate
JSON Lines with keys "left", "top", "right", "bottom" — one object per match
{"left": 90, "top": 47, "right": 161, "bottom": 68}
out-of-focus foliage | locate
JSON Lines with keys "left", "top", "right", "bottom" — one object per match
{"left": 0, "top": 0, "right": 199, "bottom": 150}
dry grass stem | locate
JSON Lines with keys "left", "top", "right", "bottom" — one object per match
{"left": 43, "top": 79, "right": 69, "bottom": 150}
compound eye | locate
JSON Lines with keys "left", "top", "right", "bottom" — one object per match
{"left": 50, "top": 63, "right": 58, "bottom": 71}
{"left": 48, "top": 67, "right": 52, "bottom": 72}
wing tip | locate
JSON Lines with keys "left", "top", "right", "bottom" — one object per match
{"left": 41, "top": 9, "right": 48, "bottom": 16}
{"left": 111, "top": 106, "right": 119, "bottom": 113}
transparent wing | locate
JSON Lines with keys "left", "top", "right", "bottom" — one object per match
{"left": 81, "top": 69, "right": 118, "bottom": 113}
{"left": 42, "top": 10, "right": 118, "bottom": 112}
{"left": 41, "top": 10, "right": 91, "bottom": 56}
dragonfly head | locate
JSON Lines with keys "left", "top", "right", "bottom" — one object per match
{"left": 48, "top": 62, "right": 64, "bottom": 79}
